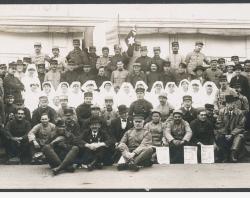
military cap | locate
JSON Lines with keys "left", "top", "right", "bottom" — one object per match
{"left": 151, "top": 109, "right": 161, "bottom": 116}
{"left": 52, "top": 46, "right": 59, "bottom": 50}
{"left": 226, "top": 61, "right": 235, "bottom": 67}
{"left": 158, "top": 91, "right": 168, "bottom": 99}
{"left": 84, "top": 91, "right": 93, "bottom": 98}
{"left": 153, "top": 46, "right": 161, "bottom": 51}
{"left": 73, "top": 39, "right": 80, "bottom": 44}
{"left": 205, "top": 103, "right": 214, "bottom": 110}
{"left": 50, "top": 59, "right": 58, "bottom": 65}
{"left": 140, "top": 46, "right": 148, "bottom": 51}
{"left": 23, "top": 57, "right": 32, "bottom": 64}
{"left": 231, "top": 55, "right": 239, "bottom": 60}
{"left": 104, "top": 95, "right": 113, "bottom": 101}
{"left": 118, "top": 105, "right": 128, "bottom": 114}
{"left": 63, "top": 108, "right": 74, "bottom": 115}
{"left": 225, "top": 95, "right": 236, "bottom": 103}
{"left": 179, "top": 62, "right": 187, "bottom": 68}
{"left": 163, "top": 60, "right": 171, "bottom": 67}
{"left": 244, "top": 59, "right": 250, "bottom": 64}
{"left": 56, "top": 119, "right": 65, "bottom": 127}
{"left": 135, "top": 41, "right": 141, "bottom": 45}
{"left": 37, "top": 63, "right": 45, "bottom": 68}
{"left": 42, "top": 82, "right": 52, "bottom": 87}
{"left": 102, "top": 46, "right": 109, "bottom": 51}
{"left": 172, "top": 41, "right": 179, "bottom": 46}
{"left": 59, "top": 95, "right": 68, "bottom": 101}
{"left": 210, "top": 57, "right": 218, "bottom": 62}
{"left": 173, "top": 109, "right": 183, "bottom": 116}
{"left": 8, "top": 62, "right": 17, "bottom": 69}
{"left": 0, "top": 64, "right": 7, "bottom": 68}
{"left": 83, "top": 64, "right": 91, "bottom": 68}
{"left": 133, "top": 62, "right": 141, "bottom": 67}
{"left": 89, "top": 115, "right": 102, "bottom": 124}
{"left": 89, "top": 46, "right": 96, "bottom": 50}
{"left": 67, "top": 60, "right": 76, "bottom": 66}
{"left": 114, "top": 44, "right": 121, "bottom": 50}
{"left": 195, "top": 41, "right": 204, "bottom": 46}
{"left": 39, "top": 95, "right": 48, "bottom": 100}
{"left": 183, "top": 95, "right": 192, "bottom": 101}
{"left": 135, "top": 87, "right": 145, "bottom": 93}
{"left": 219, "top": 75, "right": 227, "bottom": 82}
{"left": 91, "top": 103, "right": 101, "bottom": 110}
{"left": 6, "top": 94, "right": 14, "bottom": 99}
{"left": 193, "top": 65, "right": 206, "bottom": 72}
{"left": 133, "top": 113, "right": 145, "bottom": 120}
{"left": 234, "top": 64, "right": 243, "bottom": 71}
{"left": 34, "top": 42, "right": 41, "bottom": 47}
{"left": 218, "top": 58, "right": 226, "bottom": 63}
{"left": 16, "top": 59, "right": 24, "bottom": 65}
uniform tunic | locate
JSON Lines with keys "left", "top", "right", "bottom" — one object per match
{"left": 166, "top": 53, "right": 185, "bottom": 69}
{"left": 111, "top": 69, "right": 129, "bottom": 88}
{"left": 3, "top": 74, "right": 24, "bottom": 101}
{"left": 205, "top": 68, "right": 223, "bottom": 87}
{"left": 144, "top": 121, "right": 165, "bottom": 146}
{"left": 60, "top": 70, "right": 78, "bottom": 85}
{"left": 151, "top": 56, "right": 165, "bottom": 72}
{"left": 129, "top": 99, "right": 153, "bottom": 120}
{"left": 185, "top": 50, "right": 208, "bottom": 73}
{"left": 135, "top": 56, "right": 152, "bottom": 73}
{"left": 126, "top": 71, "right": 147, "bottom": 87}
{"left": 66, "top": 48, "right": 89, "bottom": 66}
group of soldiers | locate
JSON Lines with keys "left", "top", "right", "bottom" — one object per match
{"left": 0, "top": 29, "right": 249, "bottom": 175}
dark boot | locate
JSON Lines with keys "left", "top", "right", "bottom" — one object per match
{"left": 128, "top": 161, "right": 140, "bottom": 172}
{"left": 42, "top": 145, "right": 61, "bottom": 168}
{"left": 117, "top": 163, "right": 128, "bottom": 171}
{"left": 87, "top": 159, "right": 97, "bottom": 171}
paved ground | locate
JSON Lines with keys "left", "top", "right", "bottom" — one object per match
{"left": 0, "top": 163, "right": 250, "bottom": 190}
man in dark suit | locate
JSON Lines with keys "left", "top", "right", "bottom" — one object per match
{"left": 75, "top": 115, "right": 115, "bottom": 170}
{"left": 180, "top": 95, "right": 198, "bottom": 124}
{"left": 110, "top": 105, "right": 134, "bottom": 163}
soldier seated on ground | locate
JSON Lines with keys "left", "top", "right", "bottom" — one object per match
{"left": 42, "top": 112, "right": 80, "bottom": 176}
{"left": 163, "top": 109, "right": 192, "bottom": 164}
{"left": 28, "top": 113, "right": 56, "bottom": 164}
{"left": 117, "top": 113, "right": 154, "bottom": 171}
{"left": 75, "top": 115, "right": 114, "bottom": 171}
{"left": 215, "top": 95, "right": 246, "bottom": 163}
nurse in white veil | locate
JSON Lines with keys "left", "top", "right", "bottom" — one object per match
{"left": 21, "top": 64, "right": 40, "bottom": 92}
{"left": 99, "top": 81, "right": 117, "bottom": 108}
{"left": 56, "top": 82, "right": 70, "bottom": 97}
{"left": 165, "top": 82, "right": 179, "bottom": 109}
{"left": 201, "top": 81, "right": 218, "bottom": 106}
{"left": 68, "top": 81, "right": 84, "bottom": 108}
{"left": 188, "top": 79, "right": 203, "bottom": 108}
{"left": 116, "top": 82, "right": 136, "bottom": 107}
{"left": 41, "top": 81, "right": 56, "bottom": 107}
{"left": 81, "top": 80, "right": 99, "bottom": 104}
{"left": 149, "top": 81, "right": 164, "bottom": 108}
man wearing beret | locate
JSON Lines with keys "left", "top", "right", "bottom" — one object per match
{"left": 215, "top": 95, "right": 246, "bottom": 162}
{"left": 31, "top": 95, "right": 57, "bottom": 127}
{"left": 215, "top": 74, "right": 238, "bottom": 110}
{"left": 205, "top": 58, "right": 223, "bottom": 87}
{"left": 60, "top": 60, "right": 78, "bottom": 85}
{"left": 135, "top": 46, "right": 152, "bottom": 74}
{"left": 126, "top": 63, "right": 147, "bottom": 87}
{"left": 31, "top": 42, "right": 50, "bottom": 65}
{"left": 50, "top": 46, "right": 66, "bottom": 73}
{"left": 180, "top": 95, "right": 198, "bottom": 124}
{"left": 166, "top": 41, "right": 185, "bottom": 70}
{"left": 44, "top": 60, "right": 61, "bottom": 89}
{"left": 128, "top": 87, "right": 153, "bottom": 122}
{"left": 66, "top": 39, "right": 89, "bottom": 67}
{"left": 185, "top": 41, "right": 209, "bottom": 75}
{"left": 163, "top": 109, "right": 192, "bottom": 164}
{"left": 3, "top": 62, "right": 24, "bottom": 102}
{"left": 151, "top": 46, "right": 165, "bottom": 72}
{"left": 76, "top": 92, "right": 93, "bottom": 128}
{"left": 117, "top": 113, "right": 153, "bottom": 171}
{"left": 75, "top": 115, "right": 114, "bottom": 170}
{"left": 76, "top": 64, "right": 96, "bottom": 85}
{"left": 230, "top": 64, "right": 250, "bottom": 101}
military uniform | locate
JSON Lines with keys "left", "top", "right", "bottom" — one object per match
{"left": 31, "top": 106, "right": 57, "bottom": 127}
{"left": 135, "top": 46, "right": 152, "bottom": 73}
{"left": 129, "top": 99, "right": 153, "bottom": 121}
{"left": 66, "top": 41, "right": 89, "bottom": 66}
{"left": 111, "top": 69, "right": 129, "bottom": 88}
{"left": 126, "top": 70, "right": 147, "bottom": 87}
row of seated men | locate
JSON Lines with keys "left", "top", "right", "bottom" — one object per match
{"left": 0, "top": 84, "right": 249, "bottom": 175}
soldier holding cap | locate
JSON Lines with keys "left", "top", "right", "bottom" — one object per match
{"left": 128, "top": 87, "right": 153, "bottom": 122}
{"left": 166, "top": 41, "right": 185, "bottom": 69}
{"left": 75, "top": 115, "right": 114, "bottom": 170}
{"left": 117, "top": 113, "right": 153, "bottom": 171}
{"left": 230, "top": 64, "right": 250, "bottom": 101}
{"left": 31, "top": 42, "right": 50, "bottom": 65}
{"left": 3, "top": 62, "right": 24, "bottom": 102}
{"left": 44, "top": 60, "right": 61, "bottom": 89}
{"left": 66, "top": 39, "right": 89, "bottom": 68}
{"left": 135, "top": 46, "right": 152, "bottom": 73}
{"left": 50, "top": 46, "right": 66, "bottom": 73}
{"left": 205, "top": 58, "right": 223, "bottom": 87}
{"left": 185, "top": 41, "right": 209, "bottom": 75}
{"left": 180, "top": 95, "right": 198, "bottom": 124}
{"left": 31, "top": 95, "right": 57, "bottom": 127}
{"left": 163, "top": 109, "right": 192, "bottom": 164}
{"left": 126, "top": 62, "right": 147, "bottom": 87}
{"left": 215, "top": 94, "right": 246, "bottom": 162}
{"left": 151, "top": 46, "right": 165, "bottom": 72}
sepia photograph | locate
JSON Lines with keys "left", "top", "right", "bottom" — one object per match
{"left": 0, "top": 3, "right": 249, "bottom": 191}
